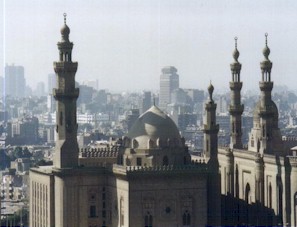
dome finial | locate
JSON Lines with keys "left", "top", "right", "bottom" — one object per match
{"left": 233, "top": 36, "right": 240, "bottom": 62}
{"left": 63, "top": 13, "right": 67, "bottom": 24}
{"left": 265, "top": 33, "right": 268, "bottom": 46}
{"left": 263, "top": 33, "right": 270, "bottom": 60}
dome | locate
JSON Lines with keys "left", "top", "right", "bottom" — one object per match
{"left": 61, "top": 24, "right": 70, "bottom": 36}
{"left": 127, "top": 105, "right": 181, "bottom": 149}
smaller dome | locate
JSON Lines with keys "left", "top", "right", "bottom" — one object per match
{"left": 263, "top": 46, "right": 270, "bottom": 60}
{"left": 233, "top": 48, "right": 239, "bottom": 62}
{"left": 61, "top": 24, "right": 70, "bottom": 36}
{"left": 232, "top": 37, "right": 240, "bottom": 62}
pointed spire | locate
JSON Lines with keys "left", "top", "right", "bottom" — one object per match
{"left": 208, "top": 81, "right": 214, "bottom": 101}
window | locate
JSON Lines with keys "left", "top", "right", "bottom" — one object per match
{"left": 145, "top": 212, "right": 153, "bottom": 227}
{"left": 245, "top": 183, "right": 251, "bottom": 204}
{"left": 162, "top": 156, "right": 169, "bottom": 166}
{"left": 182, "top": 210, "right": 191, "bottom": 226}
{"left": 90, "top": 205, "right": 96, "bottom": 218}
{"left": 137, "top": 157, "right": 142, "bottom": 166}
{"left": 269, "top": 183, "right": 272, "bottom": 208}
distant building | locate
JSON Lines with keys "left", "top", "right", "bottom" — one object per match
{"left": 47, "top": 73, "right": 56, "bottom": 94}
{"left": 5, "top": 64, "right": 26, "bottom": 98}
{"left": 141, "top": 91, "right": 151, "bottom": 114}
{"left": 6, "top": 116, "right": 39, "bottom": 145}
{"left": 126, "top": 108, "right": 140, "bottom": 130}
{"left": 159, "top": 66, "right": 179, "bottom": 111}
{"left": 35, "top": 81, "right": 46, "bottom": 97}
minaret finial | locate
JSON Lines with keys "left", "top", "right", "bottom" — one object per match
{"left": 233, "top": 36, "right": 240, "bottom": 62}
{"left": 208, "top": 81, "right": 214, "bottom": 101}
{"left": 265, "top": 33, "right": 268, "bottom": 46}
{"left": 63, "top": 13, "right": 67, "bottom": 24}
{"left": 262, "top": 33, "right": 270, "bottom": 60}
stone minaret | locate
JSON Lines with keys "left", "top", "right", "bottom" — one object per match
{"left": 203, "top": 83, "right": 221, "bottom": 226}
{"left": 229, "top": 37, "right": 243, "bottom": 149}
{"left": 248, "top": 33, "right": 283, "bottom": 154}
{"left": 53, "top": 14, "right": 79, "bottom": 168}
{"left": 203, "top": 83, "right": 219, "bottom": 159}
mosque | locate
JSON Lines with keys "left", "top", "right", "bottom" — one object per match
{"left": 29, "top": 15, "right": 297, "bottom": 227}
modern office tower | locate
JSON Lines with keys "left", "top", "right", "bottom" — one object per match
{"left": 141, "top": 91, "right": 151, "bottom": 114}
{"left": 48, "top": 73, "right": 56, "bottom": 94}
{"left": 35, "top": 81, "right": 46, "bottom": 97}
{"left": 159, "top": 66, "right": 179, "bottom": 111}
{"left": 5, "top": 64, "right": 26, "bottom": 98}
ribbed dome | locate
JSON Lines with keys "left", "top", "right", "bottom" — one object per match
{"left": 127, "top": 105, "right": 181, "bottom": 149}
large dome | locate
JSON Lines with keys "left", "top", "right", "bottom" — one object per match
{"left": 127, "top": 105, "right": 182, "bottom": 149}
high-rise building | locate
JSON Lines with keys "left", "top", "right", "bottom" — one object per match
{"left": 141, "top": 91, "right": 151, "bottom": 114}
{"left": 35, "top": 81, "right": 46, "bottom": 97}
{"left": 47, "top": 73, "right": 56, "bottom": 94}
{"left": 5, "top": 64, "right": 26, "bottom": 98}
{"left": 159, "top": 66, "right": 179, "bottom": 111}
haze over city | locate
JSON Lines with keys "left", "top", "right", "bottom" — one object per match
{"left": 1, "top": 0, "right": 297, "bottom": 92}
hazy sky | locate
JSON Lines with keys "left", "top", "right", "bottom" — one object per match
{"left": 1, "top": 0, "right": 297, "bottom": 92}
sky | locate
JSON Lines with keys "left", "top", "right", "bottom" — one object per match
{"left": 0, "top": 0, "right": 297, "bottom": 93}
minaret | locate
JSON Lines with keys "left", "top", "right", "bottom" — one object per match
{"left": 248, "top": 33, "right": 283, "bottom": 154}
{"left": 203, "top": 83, "right": 219, "bottom": 159}
{"left": 53, "top": 14, "right": 79, "bottom": 168}
{"left": 229, "top": 37, "right": 244, "bottom": 149}
{"left": 203, "top": 83, "right": 221, "bottom": 226}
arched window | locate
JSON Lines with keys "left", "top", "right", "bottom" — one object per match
{"left": 144, "top": 212, "right": 153, "bottom": 227}
{"left": 163, "top": 156, "right": 169, "bottom": 166}
{"left": 182, "top": 210, "right": 191, "bottom": 226}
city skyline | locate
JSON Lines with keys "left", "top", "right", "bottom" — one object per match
{"left": 1, "top": 0, "right": 297, "bottom": 92}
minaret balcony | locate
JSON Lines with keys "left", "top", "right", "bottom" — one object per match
{"left": 203, "top": 124, "right": 219, "bottom": 133}
{"left": 54, "top": 62, "right": 78, "bottom": 73}
{"left": 259, "top": 81, "right": 273, "bottom": 91}
{"left": 229, "top": 104, "right": 244, "bottom": 114}
{"left": 53, "top": 88, "right": 79, "bottom": 99}
{"left": 229, "top": 81, "right": 242, "bottom": 90}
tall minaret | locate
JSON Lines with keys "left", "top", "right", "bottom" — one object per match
{"left": 229, "top": 37, "right": 243, "bottom": 149}
{"left": 53, "top": 14, "right": 79, "bottom": 168}
{"left": 203, "top": 83, "right": 221, "bottom": 226}
{"left": 248, "top": 33, "right": 283, "bottom": 154}
{"left": 203, "top": 83, "right": 219, "bottom": 159}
